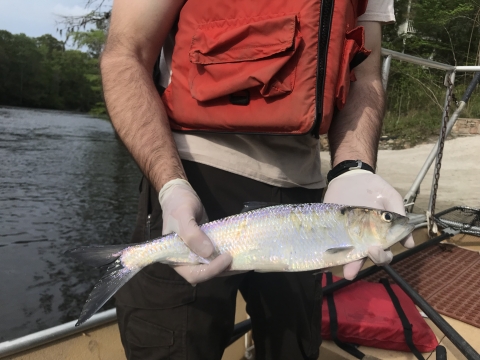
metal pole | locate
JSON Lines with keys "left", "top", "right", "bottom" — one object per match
{"left": 455, "top": 66, "right": 480, "bottom": 72}
{"left": 383, "top": 265, "right": 480, "bottom": 360}
{"left": 461, "top": 72, "right": 480, "bottom": 102}
{"left": 381, "top": 48, "right": 455, "bottom": 71}
{"left": 436, "top": 345, "right": 447, "bottom": 360}
{"left": 228, "top": 319, "right": 252, "bottom": 346}
{"left": 382, "top": 54, "right": 392, "bottom": 91}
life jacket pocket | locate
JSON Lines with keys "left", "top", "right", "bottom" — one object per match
{"left": 335, "top": 26, "right": 371, "bottom": 110}
{"left": 188, "top": 13, "right": 302, "bottom": 102}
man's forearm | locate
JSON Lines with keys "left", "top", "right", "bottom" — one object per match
{"left": 328, "top": 21, "right": 384, "bottom": 169}
{"left": 101, "top": 53, "right": 185, "bottom": 193}
{"left": 328, "top": 73, "right": 384, "bottom": 168}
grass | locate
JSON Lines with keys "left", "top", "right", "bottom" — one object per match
{"left": 382, "top": 68, "right": 480, "bottom": 147}
{"left": 383, "top": 109, "right": 445, "bottom": 146}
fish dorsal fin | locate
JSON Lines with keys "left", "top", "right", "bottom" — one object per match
{"left": 240, "top": 201, "right": 280, "bottom": 213}
{"left": 325, "top": 245, "right": 355, "bottom": 254}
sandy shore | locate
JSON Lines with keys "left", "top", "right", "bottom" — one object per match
{"left": 320, "top": 135, "right": 480, "bottom": 213}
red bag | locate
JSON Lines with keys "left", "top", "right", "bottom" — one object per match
{"left": 321, "top": 274, "right": 438, "bottom": 353}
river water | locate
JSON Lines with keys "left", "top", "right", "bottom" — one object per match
{"left": 0, "top": 107, "right": 141, "bottom": 342}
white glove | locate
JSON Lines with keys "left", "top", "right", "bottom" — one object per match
{"left": 159, "top": 179, "right": 232, "bottom": 284}
{"left": 323, "top": 169, "right": 414, "bottom": 280}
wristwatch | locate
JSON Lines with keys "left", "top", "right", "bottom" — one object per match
{"left": 326, "top": 160, "right": 375, "bottom": 183}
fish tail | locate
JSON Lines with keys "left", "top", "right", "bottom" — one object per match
{"left": 65, "top": 244, "right": 140, "bottom": 326}
{"left": 77, "top": 259, "right": 140, "bottom": 326}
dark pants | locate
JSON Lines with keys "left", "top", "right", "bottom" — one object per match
{"left": 115, "top": 161, "right": 324, "bottom": 360}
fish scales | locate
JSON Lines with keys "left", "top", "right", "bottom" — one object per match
{"left": 120, "top": 203, "right": 381, "bottom": 272}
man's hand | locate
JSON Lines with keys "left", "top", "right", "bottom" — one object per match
{"left": 323, "top": 170, "right": 414, "bottom": 280}
{"left": 159, "top": 179, "right": 232, "bottom": 284}
{"left": 325, "top": 21, "right": 414, "bottom": 279}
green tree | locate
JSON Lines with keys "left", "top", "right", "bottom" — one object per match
{"left": 0, "top": 31, "right": 14, "bottom": 104}
{"left": 0, "top": 29, "right": 104, "bottom": 112}
{"left": 58, "top": 49, "right": 99, "bottom": 111}
{"left": 71, "top": 29, "right": 105, "bottom": 59}
{"left": 70, "top": 29, "right": 106, "bottom": 116}
{"left": 36, "top": 34, "right": 65, "bottom": 108}
{"left": 411, "top": 0, "right": 479, "bottom": 65}
{"left": 0, "top": 32, "right": 44, "bottom": 107}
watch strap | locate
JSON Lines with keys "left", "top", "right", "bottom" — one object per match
{"left": 327, "top": 160, "right": 375, "bottom": 183}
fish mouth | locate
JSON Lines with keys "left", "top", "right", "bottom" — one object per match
{"left": 386, "top": 223, "right": 415, "bottom": 244}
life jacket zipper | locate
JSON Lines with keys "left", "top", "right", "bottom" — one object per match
{"left": 313, "top": 0, "right": 335, "bottom": 138}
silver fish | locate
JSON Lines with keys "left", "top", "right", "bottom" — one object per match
{"left": 67, "top": 203, "right": 414, "bottom": 326}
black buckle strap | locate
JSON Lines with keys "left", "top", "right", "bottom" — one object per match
{"left": 379, "top": 278, "right": 425, "bottom": 360}
{"left": 325, "top": 272, "right": 366, "bottom": 359}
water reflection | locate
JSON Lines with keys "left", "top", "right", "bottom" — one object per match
{"left": 0, "top": 107, "right": 140, "bottom": 341}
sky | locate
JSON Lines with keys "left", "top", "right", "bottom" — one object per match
{"left": 0, "top": 0, "right": 111, "bottom": 41}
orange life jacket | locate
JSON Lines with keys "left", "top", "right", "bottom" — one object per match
{"left": 161, "top": 0, "right": 371, "bottom": 136}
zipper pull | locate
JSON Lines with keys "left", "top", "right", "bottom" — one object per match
{"left": 145, "top": 214, "right": 151, "bottom": 240}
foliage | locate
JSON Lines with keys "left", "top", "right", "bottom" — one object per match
{"left": 381, "top": 0, "right": 480, "bottom": 146}
{"left": 71, "top": 30, "right": 106, "bottom": 59}
{"left": 0, "top": 30, "right": 103, "bottom": 113}
{"left": 55, "top": 0, "right": 111, "bottom": 35}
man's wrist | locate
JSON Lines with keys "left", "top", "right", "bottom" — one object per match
{"left": 158, "top": 178, "right": 193, "bottom": 204}
{"left": 327, "top": 160, "right": 375, "bottom": 183}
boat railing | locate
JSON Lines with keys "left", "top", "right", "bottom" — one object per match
{"left": 0, "top": 309, "right": 117, "bottom": 358}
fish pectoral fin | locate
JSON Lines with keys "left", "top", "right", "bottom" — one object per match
{"left": 161, "top": 260, "right": 198, "bottom": 266}
{"left": 162, "top": 255, "right": 208, "bottom": 266}
{"left": 254, "top": 263, "right": 289, "bottom": 273}
{"left": 234, "top": 248, "right": 289, "bottom": 272}
{"left": 325, "top": 245, "right": 355, "bottom": 254}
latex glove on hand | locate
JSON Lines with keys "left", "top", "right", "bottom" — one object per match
{"left": 323, "top": 169, "right": 415, "bottom": 280}
{"left": 158, "top": 179, "right": 232, "bottom": 284}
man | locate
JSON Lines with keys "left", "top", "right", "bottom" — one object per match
{"left": 100, "top": 0, "right": 414, "bottom": 359}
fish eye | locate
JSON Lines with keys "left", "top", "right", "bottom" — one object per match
{"left": 381, "top": 212, "right": 393, "bottom": 222}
